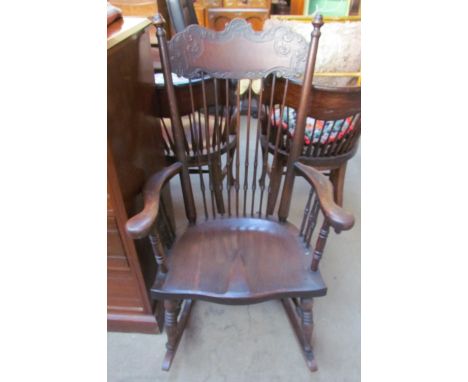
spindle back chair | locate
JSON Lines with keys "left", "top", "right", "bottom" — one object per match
{"left": 154, "top": 76, "right": 237, "bottom": 212}
{"left": 153, "top": 10, "right": 238, "bottom": 187}
{"left": 126, "top": 14, "right": 355, "bottom": 372}
{"left": 261, "top": 78, "right": 361, "bottom": 209}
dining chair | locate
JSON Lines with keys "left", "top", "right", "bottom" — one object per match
{"left": 153, "top": 76, "right": 238, "bottom": 216}
{"left": 155, "top": 0, "right": 238, "bottom": 201}
{"left": 165, "top": 0, "right": 199, "bottom": 33}
{"left": 126, "top": 13, "right": 355, "bottom": 372}
{"left": 261, "top": 78, "right": 361, "bottom": 211}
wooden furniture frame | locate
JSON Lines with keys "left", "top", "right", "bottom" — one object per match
{"left": 126, "top": 14, "right": 355, "bottom": 371}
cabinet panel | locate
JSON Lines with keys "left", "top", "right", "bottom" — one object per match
{"left": 107, "top": 270, "right": 143, "bottom": 302}
{"left": 207, "top": 8, "right": 269, "bottom": 31}
{"left": 223, "top": 0, "right": 269, "bottom": 7}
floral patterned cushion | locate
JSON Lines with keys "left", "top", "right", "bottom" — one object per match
{"left": 271, "top": 106, "right": 358, "bottom": 146}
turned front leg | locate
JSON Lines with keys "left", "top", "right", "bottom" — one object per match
{"left": 300, "top": 298, "right": 314, "bottom": 353}
{"left": 164, "top": 300, "right": 178, "bottom": 351}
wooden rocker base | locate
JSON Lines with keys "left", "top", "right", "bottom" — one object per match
{"left": 282, "top": 297, "right": 318, "bottom": 372}
{"left": 162, "top": 299, "right": 194, "bottom": 371}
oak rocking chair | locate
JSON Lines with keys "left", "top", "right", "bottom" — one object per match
{"left": 126, "top": 14, "right": 355, "bottom": 372}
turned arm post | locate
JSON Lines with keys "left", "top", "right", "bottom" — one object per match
{"left": 149, "top": 225, "right": 169, "bottom": 274}
{"left": 311, "top": 222, "right": 330, "bottom": 272}
{"left": 294, "top": 162, "right": 354, "bottom": 271}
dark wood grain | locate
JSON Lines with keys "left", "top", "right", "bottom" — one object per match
{"left": 152, "top": 218, "right": 327, "bottom": 304}
{"left": 167, "top": 18, "right": 309, "bottom": 80}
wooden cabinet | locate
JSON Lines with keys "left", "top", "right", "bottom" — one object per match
{"left": 195, "top": 0, "right": 270, "bottom": 30}
{"left": 206, "top": 7, "right": 269, "bottom": 31}
{"left": 107, "top": 17, "right": 171, "bottom": 333}
{"left": 199, "top": 0, "right": 270, "bottom": 7}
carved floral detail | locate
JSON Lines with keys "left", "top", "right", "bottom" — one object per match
{"left": 167, "top": 19, "right": 309, "bottom": 80}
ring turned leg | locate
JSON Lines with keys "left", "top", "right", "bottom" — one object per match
{"left": 300, "top": 298, "right": 314, "bottom": 354}
{"left": 164, "top": 300, "right": 178, "bottom": 353}
{"left": 282, "top": 297, "right": 318, "bottom": 372}
{"left": 161, "top": 299, "right": 194, "bottom": 371}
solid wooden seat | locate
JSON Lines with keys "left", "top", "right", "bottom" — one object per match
{"left": 152, "top": 218, "right": 327, "bottom": 304}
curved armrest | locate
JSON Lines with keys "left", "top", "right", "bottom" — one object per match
{"left": 126, "top": 162, "right": 183, "bottom": 239}
{"left": 294, "top": 162, "right": 355, "bottom": 232}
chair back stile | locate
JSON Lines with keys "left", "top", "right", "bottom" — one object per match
{"left": 278, "top": 16, "right": 324, "bottom": 222}
{"left": 154, "top": 15, "right": 196, "bottom": 224}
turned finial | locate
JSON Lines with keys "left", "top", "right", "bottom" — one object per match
{"left": 311, "top": 13, "right": 324, "bottom": 36}
{"left": 152, "top": 13, "right": 166, "bottom": 31}
{"left": 312, "top": 13, "right": 324, "bottom": 28}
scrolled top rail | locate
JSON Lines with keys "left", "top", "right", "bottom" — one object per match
{"left": 164, "top": 18, "right": 310, "bottom": 80}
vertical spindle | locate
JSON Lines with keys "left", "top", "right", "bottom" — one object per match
{"left": 311, "top": 221, "right": 330, "bottom": 271}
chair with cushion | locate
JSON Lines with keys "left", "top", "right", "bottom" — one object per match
{"left": 126, "top": 13, "right": 355, "bottom": 372}
{"left": 261, "top": 78, "right": 360, "bottom": 211}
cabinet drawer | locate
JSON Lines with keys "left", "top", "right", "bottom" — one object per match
{"left": 108, "top": 270, "right": 145, "bottom": 313}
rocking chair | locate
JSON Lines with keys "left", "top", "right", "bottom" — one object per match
{"left": 126, "top": 14, "right": 355, "bottom": 372}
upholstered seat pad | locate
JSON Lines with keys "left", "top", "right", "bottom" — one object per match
{"left": 151, "top": 218, "right": 327, "bottom": 304}
{"left": 272, "top": 106, "right": 358, "bottom": 146}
